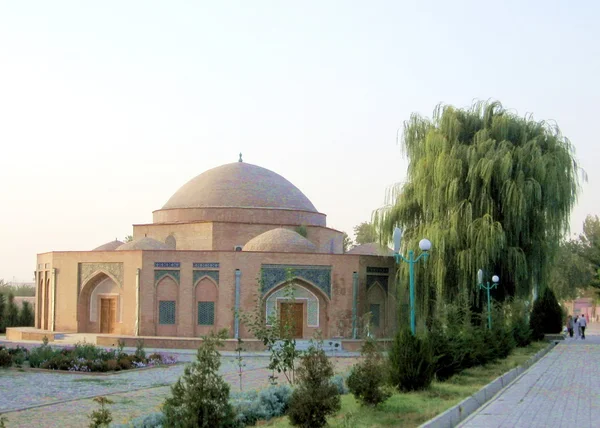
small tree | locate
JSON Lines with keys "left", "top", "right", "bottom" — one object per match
{"left": 162, "top": 329, "right": 237, "bottom": 428}
{"left": 388, "top": 329, "right": 435, "bottom": 392}
{"left": 4, "top": 294, "right": 19, "bottom": 328}
{"left": 287, "top": 344, "right": 341, "bottom": 427}
{"left": 0, "top": 294, "right": 6, "bottom": 333}
{"left": 88, "top": 396, "right": 113, "bottom": 428}
{"left": 347, "top": 336, "right": 391, "bottom": 406}
{"left": 529, "top": 287, "right": 563, "bottom": 340}
{"left": 18, "top": 301, "right": 35, "bottom": 326}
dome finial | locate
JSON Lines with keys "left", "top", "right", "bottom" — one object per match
{"left": 238, "top": 152, "right": 243, "bottom": 162}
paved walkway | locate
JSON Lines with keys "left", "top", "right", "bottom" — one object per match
{"left": 460, "top": 322, "right": 600, "bottom": 428}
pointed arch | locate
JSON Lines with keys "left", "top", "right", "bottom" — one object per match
{"left": 194, "top": 276, "right": 219, "bottom": 336}
{"left": 77, "top": 271, "right": 121, "bottom": 333}
{"left": 155, "top": 275, "right": 178, "bottom": 336}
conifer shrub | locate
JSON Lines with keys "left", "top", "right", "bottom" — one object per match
{"left": 388, "top": 329, "right": 435, "bottom": 392}
{"left": 529, "top": 287, "right": 563, "bottom": 341}
{"left": 331, "top": 374, "right": 349, "bottom": 394}
{"left": 287, "top": 345, "right": 341, "bottom": 428}
{"left": 512, "top": 316, "right": 532, "bottom": 347}
{"left": 0, "top": 349, "right": 12, "bottom": 368}
{"left": 162, "top": 329, "right": 238, "bottom": 428}
{"left": 88, "top": 396, "right": 114, "bottom": 428}
{"left": 347, "top": 337, "right": 391, "bottom": 406}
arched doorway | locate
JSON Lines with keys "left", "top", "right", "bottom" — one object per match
{"left": 264, "top": 280, "right": 329, "bottom": 339}
{"left": 155, "top": 275, "right": 178, "bottom": 336}
{"left": 366, "top": 282, "right": 386, "bottom": 337}
{"left": 78, "top": 272, "right": 121, "bottom": 333}
{"left": 194, "top": 276, "right": 218, "bottom": 337}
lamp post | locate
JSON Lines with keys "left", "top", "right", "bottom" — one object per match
{"left": 392, "top": 227, "right": 431, "bottom": 335}
{"left": 477, "top": 269, "right": 499, "bottom": 330}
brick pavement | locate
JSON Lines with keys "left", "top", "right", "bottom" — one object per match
{"left": 460, "top": 323, "right": 600, "bottom": 428}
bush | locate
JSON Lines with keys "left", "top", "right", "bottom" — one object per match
{"left": 512, "top": 316, "right": 532, "bottom": 347}
{"left": 11, "top": 350, "right": 26, "bottom": 367}
{"left": 0, "top": 349, "right": 12, "bottom": 368}
{"left": 231, "top": 385, "right": 292, "bottom": 426}
{"left": 118, "top": 357, "right": 133, "bottom": 370}
{"left": 388, "top": 329, "right": 435, "bottom": 392}
{"left": 112, "top": 412, "right": 165, "bottom": 428}
{"left": 430, "top": 328, "right": 463, "bottom": 381}
{"left": 287, "top": 345, "right": 341, "bottom": 428}
{"left": 89, "top": 396, "right": 113, "bottom": 428}
{"left": 347, "top": 338, "right": 391, "bottom": 406}
{"left": 29, "top": 343, "right": 58, "bottom": 368}
{"left": 162, "top": 329, "right": 237, "bottom": 428}
{"left": 529, "top": 287, "right": 563, "bottom": 341}
{"left": 331, "top": 374, "right": 348, "bottom": 395}
{"left": 18, "top": 301, "right": 35, "bottom": 326}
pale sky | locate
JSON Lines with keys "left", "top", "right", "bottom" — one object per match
{"left": 1, "top": 1, "right": 599, "bottom": 282}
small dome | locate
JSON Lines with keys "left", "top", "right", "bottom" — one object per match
{"left": 346, "top": 243, "right": 394, "bottom": 256}
{"left": 162, "top": 162, "right": 318, "bottom": 212}
{"left": 116, "top": 237, "right": 171, "bottom": 251}
{"left": 92, "top": 240, "right": 124, "bottom": 251}
{"left": 243, "top": 228, "right": 317, "bottom": 253}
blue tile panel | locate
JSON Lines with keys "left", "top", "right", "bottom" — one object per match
{"left": 193, "top": 262, "right": 220, "bottom": 268}
{"left": 261, "top": 264, "right": 332, "bottom": 298}
{"left": 154, "top": 262, "right": 180, "bottom": 268}
{"left": 154, "top": 270, "right": 180, "bottom": 285}
{"left": 193, "top": 270, "right": 220, "bottom": 285}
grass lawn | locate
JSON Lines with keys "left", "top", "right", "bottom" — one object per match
{"left": 265, "top": 341, "right": 548, "bottom": 428}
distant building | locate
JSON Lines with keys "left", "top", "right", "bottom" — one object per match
{"left": 36, "top": 159, "right": 397, "bottom": 339}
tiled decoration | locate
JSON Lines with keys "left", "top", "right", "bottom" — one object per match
{"left": 159, "top": 300, "right": 176, "bottom": 325}
{"left": 193, "top": 262, "right": 219, "bottom": 269}
{"left": 198, "top": 301, "right": 215, "bottom": 325}
{"left": 369, "top": 303, "right": 381, "bottom": 327}
{"left": 79, "top": 262, "right": 124, "bottom": 291}
{"left": 154, "top": 262, "right": 180, "bottom": 268}
{"left": 265, "top": 284, "right": 319, "bottom": 327}
{"left": 154, "top": 270, "right": 180, "bottom": 285}
{"left": 261, "top": 264, "right": 331, "bottom": 298}
{"left": 193, "top": 270, "right": 220, "bottom": 286}
{"left": 366, "top": 267, "right": 389, "bottom": 274}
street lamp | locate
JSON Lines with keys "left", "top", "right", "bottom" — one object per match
{"left": 478, "top": 269, "right": 500, "bottom": 330}
{"left": 393, "top": 227, "right": 432, "bottom": 335}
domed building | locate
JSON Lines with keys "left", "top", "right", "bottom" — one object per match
{"left": 33, "top": 158, "right": 397, "bottom": 347}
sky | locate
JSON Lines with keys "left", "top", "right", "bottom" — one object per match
{"left": 1, "top": 1, "right": 599, "bottom": 282}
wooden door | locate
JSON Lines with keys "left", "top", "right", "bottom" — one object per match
{"left": 100, "top": 298, "right": 117, "bottom": 334}
{"left": 280, "top": 303, "right": 303, "bottom": 338}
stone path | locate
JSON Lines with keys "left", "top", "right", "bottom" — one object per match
{"left": 460, "top": 323, "right": 600, "bottom": 428}
{"left": 0, "top": 353, "right": 356, "bottom": 427}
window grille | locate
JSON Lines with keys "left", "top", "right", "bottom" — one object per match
{"left": 159, "top": 300, "right": 176, "bottom": 325}
{"left": 369, "top": 303, "right": 381, "bottom": 327}
{"left": 198, "top": 301, "right": 215, "bottom": 325}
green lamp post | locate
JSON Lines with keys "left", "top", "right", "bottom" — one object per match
{"left": 477, "top": 269, "right": 500, "bottom": 330}
{"left": 393, "top": 227, "right": 431, "bottom": 335}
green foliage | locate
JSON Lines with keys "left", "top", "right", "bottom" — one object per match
{"left": 18, "top": 301, "right": 35, "bottom": 326}
{"left": 28, "top": 341, "right": 56, "bottom": 368}
{"left": 353, "top": 222, "right": 378, "bottom": 245}
{"left": 0, "top": 349, "right": 12, "bottom": 368}
{"left": 375, "top": 101, "right": 582, "bottom": 320}
{"left": 239, "top": 272, "right": 300, "bottom": 385}
{"left": 232, "top": 338, "right": 245, "bottom": 391}
{"left": 294, "top": 225, "right": 308, "bottom": 238}
{"left": 529, "top": 287, "right": 563, "bottom": 340}
{"left": 0, "top": 294, "right": 5, "bottom": 333}
{"left": 331, "top": 374, "right": 349, "bottom": 395}
{"left": 287, "top": 344, "right": 341, "bottom": 428}
{"left": 0, "top": 414, "right": 7, "bottom": 428}
{"left": 135, "top": 339, "right": 146, "bottom": 361}
{"left": 230, "top": 385, "right": 292, "bottom": 426}
{"left": 89, "top": 396, "right": 114, "bottom": 428}
{"left": 389, "top": 329, "right": 435, "bottom": 392}
{"left": 4, "top": 293, "right": 19, "bottom": 328}
{"left": 342, "top": 232, "right": 353, "bottom": 253}
{"left": 347, "top": 337, "right": 391, "bottom": 406}
{"left": 162, "top": 329, "right": 237, "bottom": 428}
{"left": 0, "top": 279, "right": 35, "bottom": 296}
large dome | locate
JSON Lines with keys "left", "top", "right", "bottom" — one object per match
{"left": 243, "top": 228, "right": 317, "bottom": 253}
{"left": 162, "top": 162, "right": 318, "bottom": 212}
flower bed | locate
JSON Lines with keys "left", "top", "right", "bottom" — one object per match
{"left": 0, "top": 342, "right": 177, "bottom": 372}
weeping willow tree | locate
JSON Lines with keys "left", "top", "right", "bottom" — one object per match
{"left": 375, "top": 101, "right": 582, "bottom": 324}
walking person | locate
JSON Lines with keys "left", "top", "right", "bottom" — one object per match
{"left": 574, "top": 315, "right": 580, "bottom": 339}
{"left": 567, "top": 315, "right": 574, "bottom": 338}
{"left": 580, "top": 314, "right": 587, "bottom": 339}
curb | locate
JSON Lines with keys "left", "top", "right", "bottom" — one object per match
{"left": 419, "top": 342, "right": 558, "bottom": 428}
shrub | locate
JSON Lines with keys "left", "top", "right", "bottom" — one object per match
{"left": 118, "top": 357, "right": 133, "bottom": 370}
{"left": 74, "top": 342, "right": 103, "bottom": 361}
{"left": 135, "top": 339, "right": 146, "bottom": 361}
{"left": 430, "top": 328, "right": 463, "bottom": 381}
{"left": 231, "top": 385, "right": 292, "bottom": 426}
{"left": 512, "top": 316, "right": 532, "bottom": 347}
{"left": 388, "top": 329, "right": 435, "bottom": 392}
{"left": 331, "top": 374, "right": 348, "bottom": 395}
{"left": 287, "top": 345, "right": 341, "bottom": 427}
{"left": 18, "top": 301, "right": 35, "bottom": 326}
{"left": 106, "top": 359, "right": 119, "bottom": 371}
{"left": 29, "top": 344, "right": 59, "bottom": 368}
{"left": 89, "top": 396, "right": 113, "bottom": 428}
{"left": 0, "top": 349, "right": 12, "bottom": 368}
{"left": 529, "top": 287, "right": 563, "bottom": 340}
{"left": 162, "top": 329, "right": 237, "bottom": 428}
{"left": 112, "top": 412, "right": 165, "bottom": 428}
{"left": 11, "top": 350, "right": 26, "bottom": 367}
{"left": 347, "top": 338, "right": 391, "bottom": 406}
